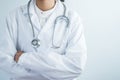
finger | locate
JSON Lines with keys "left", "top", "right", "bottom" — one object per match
{"left": 17, "top": 51, "right": 23, "bottom": 53}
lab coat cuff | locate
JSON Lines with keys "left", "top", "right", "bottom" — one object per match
{"left": 17, "top": 53, "right": 31, "bottom": 71}
{"left": 18, "top": 53, "right": 27, "bottom": 66}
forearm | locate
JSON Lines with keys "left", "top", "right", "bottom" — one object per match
{"left": 18, "top": 50, "right": 87, "bottom": 80}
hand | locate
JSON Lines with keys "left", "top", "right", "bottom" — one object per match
{"left": 14, "top": 51, "right": 23, "bottom": 63}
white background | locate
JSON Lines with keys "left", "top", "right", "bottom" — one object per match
{"left": 0, "top": 0, "right": 120, "bottom": 80}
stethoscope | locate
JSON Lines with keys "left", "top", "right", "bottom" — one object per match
{"left": 27, "top": 0, "right": 69, "bottom": 49}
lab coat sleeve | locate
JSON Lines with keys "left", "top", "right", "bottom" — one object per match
{"left": 0, "top": 15, "right": 33, "bottom": 77}
{"left": 18, "top": 16, "right": 87, "bottom": 80}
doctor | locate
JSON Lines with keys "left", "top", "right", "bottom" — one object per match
{"left": 0, "top": 0, "right": 87, "bottom": 80}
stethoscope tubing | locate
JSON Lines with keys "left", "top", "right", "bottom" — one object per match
{"left": 27, "top": 0, "right": 69, "bottom": 48}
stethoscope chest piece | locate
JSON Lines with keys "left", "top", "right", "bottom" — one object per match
{"left": 31, "top": 39, "right": 41, "bottom": 48}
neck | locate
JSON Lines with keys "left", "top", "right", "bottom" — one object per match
{"left": 36, "top": 0, "right": 56, "bottom": 11}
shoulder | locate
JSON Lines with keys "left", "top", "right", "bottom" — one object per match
{"left": 6, "top": 4, "right": 27, "bottom": 21}
{"left": 67, "top": 9, "right": 82, "bottom": 23}
{"left": 66, "top": 9, "right": 83, "bottom": 29}
{"left": 66, "top": 9, "right": 83, "bottom": 31}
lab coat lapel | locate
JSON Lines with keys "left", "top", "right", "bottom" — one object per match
{"left": 22, "top": 0, "right": 64, "bottom": 38}
{"left": 37, "top": 1, "right": 65, "bottom": 49}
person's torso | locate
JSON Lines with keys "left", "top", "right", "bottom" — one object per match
{"left": 8, "top": 0, "right": 80, "bottom": 80}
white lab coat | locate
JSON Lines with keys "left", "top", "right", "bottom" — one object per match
{"left": 0, "top": 0, "right": 87, "bottom": 80}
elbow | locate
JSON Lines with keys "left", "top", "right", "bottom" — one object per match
{"left": 74, "top": 63, "right": 86, "bottom": 77}
{"left": 64, "top": 63, "right": 85, "bottom": 79}
{"left": 69, "top": 59, "right": 86, "bottom": 74}
{"left": 65, "top": 67, "right": 84, "bottom": 80}
{"left": 73, "top": 54, "right": 87, "bottom": 76}
{"left": 72, "top": 66, "right": 84, "bottom": 77}
{"left": 63, "top": 57, "right": 87, "bottom": 77}
{"left": 65, "top": 68, "right": 83, "bottom": 80}
{"left": 69, "top": 59, "right": 87, "bottom": 77}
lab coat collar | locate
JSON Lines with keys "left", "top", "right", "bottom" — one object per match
{"left": 22, "top": 0, "right": 64, "bottom": 33}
